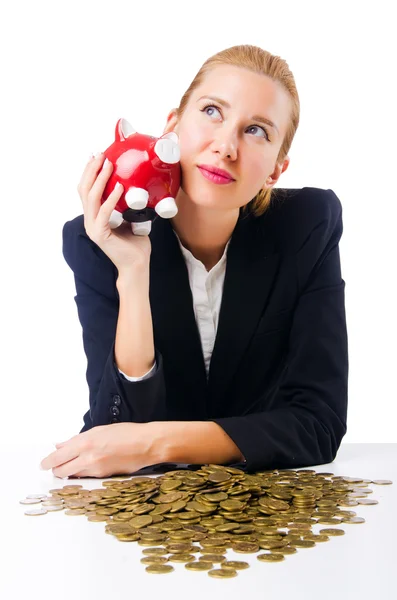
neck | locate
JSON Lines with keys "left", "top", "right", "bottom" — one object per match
{"left": 170, "top": 192, "right": 240, "bottom": 271}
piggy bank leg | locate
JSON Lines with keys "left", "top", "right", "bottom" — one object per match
{"left": 155, "top": 197, "right": 178, "bottom": 218}
{"left": 131, "top": 221, "right": 152, "bottom": 236}
{"left": 109, "top": 209, "right": 124, "bottom": 229}
{"left": 125, "top": 188, "right": 149, "bottom": 210}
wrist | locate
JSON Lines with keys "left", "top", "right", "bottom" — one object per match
{"left": 116, "top": 264, "right": 149, "bottom": 290}
{"left": 145, "top": 421, "right": 172, "bottom": 465}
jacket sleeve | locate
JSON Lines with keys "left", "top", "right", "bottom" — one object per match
{"left": 119, "top": 361, "right": 157, "bottom": 382}
{"left": 62, "top": 216, "right": 167, "bottom": 433}
{"left": 212, "top": 191, "right": 348, "bottom": 472}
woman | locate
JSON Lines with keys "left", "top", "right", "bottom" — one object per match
{"left": 40, "top": 44, "right": 348, "bottom": 478}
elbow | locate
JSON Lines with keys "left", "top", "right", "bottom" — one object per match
{"left": 316, "top": 413, "right": 347, "bottom": 464}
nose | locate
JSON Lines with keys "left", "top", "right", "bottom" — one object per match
{"left": 211, "top": 129, "right": 238, "bottom": 161}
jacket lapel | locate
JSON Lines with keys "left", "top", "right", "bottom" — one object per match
{"left": 149, "top": 207, "right": 280, "bottom": 418}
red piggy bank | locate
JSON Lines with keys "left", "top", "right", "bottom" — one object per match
{"left": 101, "top": 118, "right": 181, "bottom": 235}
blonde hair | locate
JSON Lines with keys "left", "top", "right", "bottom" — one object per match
{"left": 176, "top": 44, "right": 300, "bottom": 217}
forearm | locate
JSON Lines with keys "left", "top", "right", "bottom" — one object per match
{"left": 150, "top": 421, "right": 245, "bottom": 465}
{"left": 115, "top": 267, "right": 155, "bottom": 377}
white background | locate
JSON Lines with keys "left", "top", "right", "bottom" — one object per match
{"left": 1, "top": 0, "right": 396, "bottom": 447}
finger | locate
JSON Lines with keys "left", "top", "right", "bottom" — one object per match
{"left": 77, "top": 152, "right": 103, "bottom": 207}
{"left": 85, "top": 156, "right": 114, "bottom": 226}
{"left": 97, "top": 182, "right": 124, "bottom": 227}
{"left": 40, "top": 444, "right": 80, "bottom": 470}
{"left": 52, "top": 455, "right": 85, "bottom": 479}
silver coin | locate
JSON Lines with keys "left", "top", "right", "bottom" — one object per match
{"left": 19, "top": 498, "right": 42, "bottom": 505}
{"left": 45, "top": 505, "right": 64, "bottom": 512}
{"left": 26, "top": 494, "right": 48, "bottom": 500}
{"left": 24, "top": 508, "right": 48, "bottom": 516}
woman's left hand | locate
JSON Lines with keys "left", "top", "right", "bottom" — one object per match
{"left": 39, "top": 423, "right": 158, "bottom": 478}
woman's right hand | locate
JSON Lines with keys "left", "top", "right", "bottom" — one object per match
{"left": 77, "top": 152, "right": 152, "bottom": 273}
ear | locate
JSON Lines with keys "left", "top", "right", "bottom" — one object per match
{"left": 263, "top": 155, "right": 290, "bottom": 189}
{"left": 162, "top": 109, "right": 179, "bottom": 136}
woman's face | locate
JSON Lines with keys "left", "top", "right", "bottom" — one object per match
{"left": 166, "top": 64, "right": 291, "bottom": 211}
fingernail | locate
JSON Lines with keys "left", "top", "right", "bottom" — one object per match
{"left": 94, "top": 151, "right": 102, "bottom": 159}
{"left": 39, "top": 464, "right": 46, "bottom": 470}
{"left": 103, "top": 158, "right": 110, "bottom": 169}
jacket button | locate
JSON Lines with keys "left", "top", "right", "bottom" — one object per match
{"left": 110, "top": 406, "right": 120, "bottom": 416}
{"left": 112, "top": 394, "right": 122, "bottom": 406}
{"left": 110, "top": 417, "right": 119, "bottom": 423}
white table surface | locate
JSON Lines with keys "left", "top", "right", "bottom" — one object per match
{"left": 1, "top": 442, "right": 396, "bottom": 600}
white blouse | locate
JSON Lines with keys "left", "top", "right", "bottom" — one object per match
{"left": 119, "top": 229, "right": 231, "bottom": 382}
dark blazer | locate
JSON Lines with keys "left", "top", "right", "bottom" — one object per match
{"left": 62, "top": 187, "right": 348, "bottom": 472}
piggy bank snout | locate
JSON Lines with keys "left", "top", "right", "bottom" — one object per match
{"left": 154, "top": 138, "right": 180, "bottom": 164}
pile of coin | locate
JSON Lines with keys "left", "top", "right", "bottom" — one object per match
{"left": 20, "top": 465, "right": 393, "bottom": 577}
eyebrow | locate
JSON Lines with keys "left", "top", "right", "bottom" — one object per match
{"left": 197, "top": 95, "right": 279, "bottom": 135}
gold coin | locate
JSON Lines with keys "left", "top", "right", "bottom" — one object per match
{"left": 165, "top": 543, "right": 196, "bottom": 552}
{"left": 208, "top": 471, "right": 232, "bottom": 483}
{"left": 220, "top": 499, "right": 245, "bottom": 511}
{"left": 64, "top": 509, "right": 86, "bottom": 516}
{"left": 168, "top": 554, "right": 195, "bottom": 563}
{"left": 203, "top": 492, "right": 229, "bottom": 502}
{"left": 336, "top": 510, "right": 357, "bottom": 517}
{"left": 145, "top": 565, "right": 174, "bottom": 574}
{"left": 115, "top": 533, "right": 140, "bottom": 542}
{"left": 371, "top": 480, "right": 393, "bottom": 485}
{"left": 200, "top": 546, "right": 227, "bottom": 554}
{"left": 222, "top": 561, "right": 249, "bottom": 570}
{"left": 140, "top": 556, "right": 169, "bottom": 565}
{"left": 302, "top": 534, "right": 329, "bottom": 542}
{"left": 258, "top": 540, "right": 287, "bottom": 550}
{"left": 129, "top": 516, "right": 153, "bottom": 528}
{"left": 160, "top": 480, "right": 182, "bottom": 492}
{"left": 257, "top": 553, "right": 285, "bottom": 562}
{"left": 208, "top": 568, "right": 238, "bottom": 578}
{"left": 157, "top": 492, "right": 186, "bottom": 503}
{"left": 201, "top": 538, "right": 227, "bottom": 547}
{"left": 198, "top": 554, "right": 226, "bottom": 563}
{"left": 169, "top": 501, "right": 188, "bottom": 513}
{"left": 142, "top": 548, "right": 168, "bottom": 556}
{"left": 26, "top": 494, "right": 47, "bottom": 500}
{"left": 138, "top": 539, "right": 166, "bottom": 546}
{"left": 319, "top": 528, "right": 345, "bottom": 536}
{"left": 269, "top": 546, "right": 297, "bottom": 555}
{"left": 289, "top": 540, "right": 315, "bottom": 548}
{"left": 337, "top": 500, "right": 359, "bottom": 507}
{"left": 342, "top": 517, "right": 365, "bottom": 524}
{"left": 167, "top": 531, "right": 193, "bottom": 540}
{"left": 232, "top": 542, "right": 259, "bottom": 553}
{"left": 87, "top": 514, "right": 108, "bottom": 522}
{"left": 316, "top": 517, "right": 342, "bottom": 525}
{"left": 185, "top": 561, "right": 214, "bottom": 571}
{"left": 24, "top": 509, "right": 48, "bottom": 516}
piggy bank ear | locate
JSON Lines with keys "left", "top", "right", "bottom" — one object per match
{"left": 117, "top": 118, "right": 137, "bottom": 140}
{"left": 161, "top": 131, "right": 179, "bottom": 143}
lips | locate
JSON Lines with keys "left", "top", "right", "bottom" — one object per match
{"left": 198, "top": 164, "right": 235, "bottom": 181}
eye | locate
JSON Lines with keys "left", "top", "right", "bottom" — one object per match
{"left": 200, "top": 104, "right": 270, "bottom": 141}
